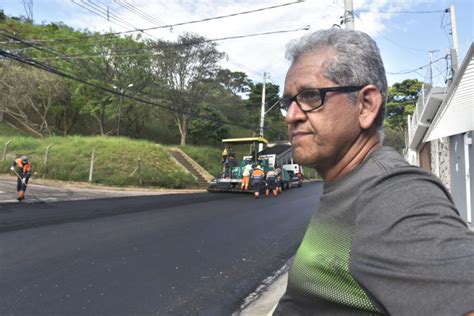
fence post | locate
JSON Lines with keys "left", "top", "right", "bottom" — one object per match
{"left": 43, "top": 145, "right": 53, "bottom": 179}
{"left": 137, "top": 157, "right": 143, "bottom": 186}
{"left": 129, "top": 157, "right": 143, "bottom": 186}
{"left": 89, "top": 149, "right": 95, "bottom": 183}
{"left": 2, "top": 140, "right": 11, "bottom": 162}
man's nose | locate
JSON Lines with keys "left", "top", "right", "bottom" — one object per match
{"left": 285, "top": 101, "right": 306, "bottom": 124}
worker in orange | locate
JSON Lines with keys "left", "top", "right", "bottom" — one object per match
{"left": 10, "top": 155, "right": 32, "bottom": 201}
{"left": 250, "top": 165, "right": 265, "bottom": 199}
{"left": 241, "top": 162, "right": 253, "bottom": 190}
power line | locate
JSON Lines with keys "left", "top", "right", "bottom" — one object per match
{"left": 71, "top": 0, "right": 160, "bottom": 41}
{"left": 2, "top": 1, "right": 305, "bottom": 83}
{"left": 0, "top": 48, "right": 257, "bottom": 131}
{"left": 10, "top": 26, "right": 310, "bottom": 60}
{"left": 357, "top": 9, "right": 445, "bottom": 14}
{"left": 70, "top": 0, "right": 130, "bottom": 31}
{"left": 0, "top": 29, "right": 282, "bottom": 109}
{"left": 387, "top": 55, "right": 448, "bottom": 75}
{"left": 113, "top": 0, "right": 166, "bottom": 26}
{"left": 12, "top": 0, "right": 305, "bottom": 43}
{"left": 379, "top": 34, "right": 426, "bottom": 54}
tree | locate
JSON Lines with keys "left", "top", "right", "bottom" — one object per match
{"left": 216, "top": 69, "right": 253, "bottom": 95}
{"left": 383, "top": 79, "right": 423, "bottom": 151}
{"left": 0, "top": 62, "right": 69, "bottom": 136}
{"left": 152, "top": 33, "right": 225, "bottom": 145}
{"left": 188, "top": 105, "right": 229, "bottom": 145}
{"left": 76, "top": 82, "right": 113, "bottom": 135}
{"left": 385, "top": 79, "right": 423, "bottom": 133}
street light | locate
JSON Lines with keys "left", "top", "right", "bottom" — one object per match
{"left": 113, "top": 83, "right": 133, "bottom": 137}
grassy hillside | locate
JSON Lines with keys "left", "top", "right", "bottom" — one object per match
{"left": 180, "top": 145, "right": 223, "bottom": 177}
{"left": 0, "top": 121, "right": 30, "bottom": 136}
{"left": 0, "top": 135, "right": 197, "bottom": 188}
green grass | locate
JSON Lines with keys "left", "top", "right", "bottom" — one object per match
{"left": 0, "top": 135, "right": 197, "bottom": 188}
{"left": 0, "top": 122, "right": 316, "bottom": 185}
{"left": 0, "top": 121, "right": 29, "bottom": 136}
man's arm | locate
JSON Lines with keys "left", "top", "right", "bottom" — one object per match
{"left": 351, "top": 170, "right": 474, "bottom": 315}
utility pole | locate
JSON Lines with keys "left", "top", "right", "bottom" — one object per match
{"left": 343, "top": 0, "right": 355, "bottom": 30}
{"left": 258, "top": 72, "right": 267, "bottom": 152}
{"left": 117, "top": 88, "right": 124, "bottom": 137}
{"left": 449, "top": 4, "right": 460, "bottom": 74}
{"left": 113, "top": 83, "right": 133, "bottom": 137}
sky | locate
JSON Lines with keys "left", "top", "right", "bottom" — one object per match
{"left": 1, "top": 0, "right": 473, "bottom": 92}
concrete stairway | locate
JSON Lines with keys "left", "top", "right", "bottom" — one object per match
{"left": 167, "top": 148, "right": 212, "bottom": 189}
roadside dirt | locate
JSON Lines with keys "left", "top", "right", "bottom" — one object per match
{"left": 0, "top": 174, "right": 206, "bottom": 203}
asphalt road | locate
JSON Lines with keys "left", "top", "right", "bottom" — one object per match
{"left": 0, "top": 182, "right": 323, "bottom": 315}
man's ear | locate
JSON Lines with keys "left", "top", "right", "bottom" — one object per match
{"left": 357, "top": 85, "right": 383, "bottom": 130}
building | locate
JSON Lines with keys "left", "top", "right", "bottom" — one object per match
{"left": 405, "top": 43, "right": 473, "bottom": 223}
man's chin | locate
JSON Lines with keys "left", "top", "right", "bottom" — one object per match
{"left": 292, "top": 150, "right": 312, "bottom": 167}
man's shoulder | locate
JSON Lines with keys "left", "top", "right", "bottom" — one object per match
{"left": 364, "top": 146, "right": 409, "bottom": 172}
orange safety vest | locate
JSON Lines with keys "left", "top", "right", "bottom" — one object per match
{"left": 251, "top": 169, "right": 264, "bottom": 177}
{"left": 15, "top": 158, "right": 32, "bottom": 173}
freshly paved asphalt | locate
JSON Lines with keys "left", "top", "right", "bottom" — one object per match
{"left": 0, "top": 181, "right": 323, "bottom": 315}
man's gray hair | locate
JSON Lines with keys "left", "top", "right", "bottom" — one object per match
{"left": 286, "top": 28, "right": 388, "bottom": 131}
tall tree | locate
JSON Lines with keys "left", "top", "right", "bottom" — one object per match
{"left": 384, "top": 79, "right": 423, "bottom": 152}
{"left": 188, "top": 105, "right": 229, "bottom": 146}
{"left": 0, "top": 62, "right": 69, "bottom": 136}
{"left": 152, "top": 33, "right": 225, "bottom": 145}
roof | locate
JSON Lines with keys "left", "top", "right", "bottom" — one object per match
{"left": 258, "top": 144, "right": 292, "bottom": 155}
{"left": 424, "top": 43, "right": 474, "bottom": 141}
{"left": 222, "top": 137, "right": 268, "bottom": 144}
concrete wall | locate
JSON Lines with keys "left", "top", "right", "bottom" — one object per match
{"left": 430, "top": 137, "right": 451, "bottom": 191}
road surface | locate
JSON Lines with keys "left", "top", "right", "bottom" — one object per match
{"left": 0, "top": 181, "right": 323, "bottom": 315}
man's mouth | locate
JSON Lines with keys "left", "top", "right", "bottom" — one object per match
{"left": 291, "top": 131, "right": 311, "bottom": 142}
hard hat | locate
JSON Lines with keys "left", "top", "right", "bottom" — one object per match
{"left": 21, "top": 155, "right": 28, "bottom": 163}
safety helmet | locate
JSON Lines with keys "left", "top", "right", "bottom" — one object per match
{"left": 21, "top": 155, "right": 28, "bottom": 164}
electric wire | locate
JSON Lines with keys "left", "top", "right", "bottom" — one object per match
{"left": 387, "top": 56, "right": 447, "bottom": 75}
{"left": 8, "top": 0, "right": 305, "bottom": 43}
{"left": 357, "top": 9, "right": 445, "bottom": 14}
{"left": 71, "top": 0, "right": 160, "bottom": 41}
{"left": 16, "top": 26, "right": 310, "bottom": 59}
{"left": 71, "top": 0, "right": 131, "bottom": 31}
{"left": 2, "top": 1, "right": 305, "bottom": 82}
{"left": 0, "top": 30, "right": 256, "bottom": 115}
{"left": 113, "top": 0, "right": 166, "bottom": 26}
{"left": 0, "top": 48, "right": 257, "bottom": 132}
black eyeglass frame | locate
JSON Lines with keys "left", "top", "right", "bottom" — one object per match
{"left": 279, "top": 85, "right": 366, "bottom": 114}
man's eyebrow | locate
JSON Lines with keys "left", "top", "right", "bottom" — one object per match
{"left": 283, "top": 85, "right": 318, "bottom": 97}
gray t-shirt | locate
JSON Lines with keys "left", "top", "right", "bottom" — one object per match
{"left": 274, "top": 147, "right": 474, "bottom": 315}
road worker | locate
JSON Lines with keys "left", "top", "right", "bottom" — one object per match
{"left": 265, "top": 168, "right": 278, "bottom": 197}
{"left": 250, "top": 165, "right": 264, "bottom": 199}
{"left": 241, "top": 162, "right": 253, "bottom": 190}
{"left": 11, "top": 155, "right": 32, "bottom": 201}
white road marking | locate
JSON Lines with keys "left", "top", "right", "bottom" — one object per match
{"left": 1, "top": 200, "right": 20, "bottom": 203}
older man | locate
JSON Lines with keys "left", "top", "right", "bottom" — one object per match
{"left": 274, "top": 29, "right": 473, "bottom": 315}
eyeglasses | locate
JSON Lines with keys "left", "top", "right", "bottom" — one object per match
{"left": 279, "top": 85, "right": 365, "bottom": 117}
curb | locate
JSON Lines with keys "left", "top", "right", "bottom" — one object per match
{"left": 235, "top": 260, "right": 292, "bottom": 316}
